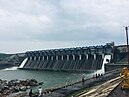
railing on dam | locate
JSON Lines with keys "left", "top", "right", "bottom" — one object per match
{"left": 19, "top": 43, "right": 114, "bottom": 71}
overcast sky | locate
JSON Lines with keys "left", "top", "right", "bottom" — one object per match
{"left": 0, "top": 0, "right": 128, "bottom": 53}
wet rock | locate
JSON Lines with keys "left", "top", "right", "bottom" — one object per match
{"left": 20, "top": 79, "right": 39, "bottom": 86}
{"left": 20, "top": 80, "right": 29, "bottom": 86}
{"left": 29, "top": 80, "right": 37, "bottom": 86}
{"left": 30, "top": 79, "right": 37, "bottom": 83}
{"left": 29, "top": 79, "right": 39, "bottom": 86}
{"left": 8, "top": 79, "right": 19, "bottom": 87}
{"left": 26, "top": 86, "right": 30, "bottom": 89}
{"left": 20, "top": 86, "right": 27, "bottom": 91}
{"left": 39, "top": 82, "right": 44, "bottom": 85}
{"left": 0, "top": 78, "right": 42, "bottom": 96}
{"left": 13, "top": 86, "right": 20, "bottom": 92}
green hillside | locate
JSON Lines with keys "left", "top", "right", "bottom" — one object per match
{"left": 0, "top": 53, "right": 12, "bottom": 61}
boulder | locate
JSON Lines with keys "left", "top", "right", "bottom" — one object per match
{"left": 0, "top": 79, "right": 43, "bottom": 96}
{"left": 30, "top": 79, "right": 37, "bottom": 83}
{"left": 39, "top": 82, "right": 44, "bottom": 85}
{"left": 20, "top": 80, "right": 29, "bottom": 86}
{"left": 20, "top": 86, "right": 26, "bottom": 91}
{"left": 8, "top": 79, "right": 19, "bottom": 87}
{"left": 29, "top": 79, "right": 38, "bottom": 86}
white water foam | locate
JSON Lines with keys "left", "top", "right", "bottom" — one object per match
{"left": 95, "top": 55, "right": 111, "bottom": 75}
{"left": 2, "top": 66, "right": 18, "bottom": 71}
{"left": 19, "top": 58, "right": 28, "bottom": 68}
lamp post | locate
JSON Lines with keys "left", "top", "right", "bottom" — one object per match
{"left": 125, "top": 26, "right": 129, "bottom": 65}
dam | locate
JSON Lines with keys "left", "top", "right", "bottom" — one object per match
{"left": 19, "top": 42, "right": 115, "bottom": 71}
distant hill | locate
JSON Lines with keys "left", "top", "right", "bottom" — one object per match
{"left": 0, "top": 53, "right": 25, "bottom": 66}
{"left": 0, "top": 53, "right": 12, "bottom": 61}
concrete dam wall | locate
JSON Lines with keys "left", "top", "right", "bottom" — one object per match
{"left": 19, "top": 43, "right": 114, "bottom": 71}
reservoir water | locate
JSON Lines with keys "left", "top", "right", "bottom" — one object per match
{"left": 0, "top": 67, "right": 95, "bottom": 90}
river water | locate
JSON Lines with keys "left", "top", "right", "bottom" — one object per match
{"left": 0, "top": 67, "right": 95, "bottom": 90}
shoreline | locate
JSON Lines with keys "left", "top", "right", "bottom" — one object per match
{"left": 27, "top": 69, "right": 120, "bottom": 97}
{"left": 0, "top": 69, "right": 121, "bottom": 97}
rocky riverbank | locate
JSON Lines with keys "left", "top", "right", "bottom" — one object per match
{"left": 0, "top": 79, "right": 43, "bottom": 97}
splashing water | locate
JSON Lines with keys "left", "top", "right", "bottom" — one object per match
{"left": 2, "top": 66, "right": 18, "bottom": 71}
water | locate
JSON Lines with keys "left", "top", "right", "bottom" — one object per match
{"left": 0, "top": 67, "right": 95, "bottom": 90}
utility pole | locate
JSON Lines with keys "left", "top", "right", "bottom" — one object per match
{"left": 125, "top": 26, "right": 129, "bottom": 65}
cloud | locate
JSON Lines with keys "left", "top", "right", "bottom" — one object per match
{"left": 0, "top": 0, "right": 128, "bottom": 53}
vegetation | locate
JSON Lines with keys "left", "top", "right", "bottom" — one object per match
{"left": 0, "top": 53, "right": 12, "bottom": 61}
